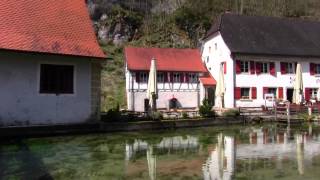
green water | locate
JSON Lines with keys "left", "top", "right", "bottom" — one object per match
{"left": 1, "top": 124, "right": 320, "bottom": 180}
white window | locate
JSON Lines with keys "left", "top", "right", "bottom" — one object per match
{"left": 157, "top": 73, "right": 164, "bottom": 82}
{"left": 310, "top": 88, "right": 318, "bottom": 99}
{"left": 262, "top": 62, "right": 269, "bottom": 73}
{"left": 214, "top": 43, "right": 217, "bottom": 50}
{"left": 173, "top": 73, "right": 181, "bottom": 82}
{"left": 241, "top": 88, "right": 250, "bottom": 99}
{"left": 241, "top": 61, "right": 249, "bottom": 73}
{"left": 286, "top": 63, "right": 295, "bottom": 74}
{"left": 315, "top": 64, "right": 320, "bottom": 74}
{"left": 207, "top": 56, "right": 210, "bottom": 63}
{"left": 188, "top": 73, "right": 198, "bottom": 83}
{"left": 268, "top": 88, "right": 277, "bottom": 97}
{"left": 140, "top": 72, "right": 148, "bottom": 83}
{"left": 209, "top": 46, "right": 211, "bottom": 53}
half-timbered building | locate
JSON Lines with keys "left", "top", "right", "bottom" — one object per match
{"left": 125, "top": 47, "right": 215, "bottom": 112}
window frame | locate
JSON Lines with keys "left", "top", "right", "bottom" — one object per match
{"left": 315, "top": 64, "right": 320, "bottom": 74}
{"left": 267, "top": 88, "right": 277, "bottom": 97}
{"left": 240, "top": 87, "right": 250, "bottom": 99}
{"left": 261, "top": 62, "right": 270, "bottom": 74}
{"left": 38, "top": 63, "right": 76, "bottom": 95}
{"left": 157, "top": 72, "right": 164, "bottom": 83}
{"left": 139, "top": 72, "right": 148, "bottom": 83}
{"left": 286, "top": 62, "right": 295, "bottom": 74}
{"left": 240, "top": 61, "right": 249, "bottom": 73}
{"left": 173, "top": 73, "right": 181, "bottom": 83}
{"left": 188, "top": 73, "right": 198, "bottom": 83}
{"left": 310, "top": 88, "right": 318, "bottom": 100}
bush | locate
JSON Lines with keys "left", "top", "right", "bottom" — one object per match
{"left": 298, "top": 112, "right": 315, "bottom": 121}
{"left": 222, "top": 109, "right": 240, "bottom": 117}
{"left": 199, "top": 99, "right": 215, "bottom": 117}
{"left": 182, "top": 112, "right": 189, "bottom": 119}
{"left": 103, "top": 104, "right": 121, "bottom": 121}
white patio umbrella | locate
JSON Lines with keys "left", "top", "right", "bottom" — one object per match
{"left": 296, "top": 134, "right": 304, "bottom": 175}
{"left": 215, "top": 63, "right": 225, "bottom": 108}
{"left": 147, "top": 58, "right": 158, "bottom": 111}
{"left": 147, "top": 145, "right": 156, "bottom": 180}
{"left": 292, "top": 63, "right": 303, "bottom": 104}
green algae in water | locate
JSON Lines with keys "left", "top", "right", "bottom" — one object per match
{"left": 1, "top": 124, "right": 320, "bottom": 179}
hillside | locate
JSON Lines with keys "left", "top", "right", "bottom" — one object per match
{"left": 86, "top": 0, "right": 320, "bottom": 111}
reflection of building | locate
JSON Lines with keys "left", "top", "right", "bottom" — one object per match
{"left": 243, "top": 127, "right": 320, "bottom": 175}
{"left": 125, "top": 136, "right": 199, "bottom": 160}
{"left": 203, "top": 135, "right": 236, "bottom": 180}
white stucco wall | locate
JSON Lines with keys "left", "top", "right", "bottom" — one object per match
{"left": 0, "top": 51, "right": 93, "bottom": 126}
{"left": 235, "top": 55, "right": 320, "bottom": 107}
{"left": 202, "top": 33, "right": 235, "bottom": 108}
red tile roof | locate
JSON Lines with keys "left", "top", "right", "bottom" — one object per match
{"left": 0, "top": 0, "right": 105, "bottom": 58}
{"left": 125, "top": 47, "right": 207, "bottom": 72}
{"left": 199, "top": 76, "right": 216, "bottom": 86}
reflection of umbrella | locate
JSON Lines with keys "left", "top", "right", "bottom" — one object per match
{"left": 296, "top": 134, "right": 304, "bottom": 175}
{"left": 147, "top": 58, "right": 158, "bottom": 111}
{"left": 215, "top": 63, "right": 225, "bottom": 108}
{"left": 293, "top": 63, "right": 303, "bottom": 104}
{"left": 147, "top": 145, "right": 156, "bottom": 180}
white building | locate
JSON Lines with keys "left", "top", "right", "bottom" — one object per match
{"left": 0, "top": 0, "right": 105, "bottom": 126}
{"left": 202, "top": 13, "right": 320, "bottom": 108}
{"left": 125, "top": 47, "right": 216, "bottom": 112}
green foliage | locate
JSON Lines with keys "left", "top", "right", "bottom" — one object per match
{"left": 103, "top": 104, "right": 121, "bottom": 121}
{"left": 298, "top": 112, "right": 315, "bottom": 121}
{"left": 222, "top": 109, "right": 240, "bottom": 117}
{"left": 199, "top": 99, "right": 215, "bottom": 117}
{"left": 182, "top": 112, "right": 189, "bottom": 119}
{"left": 96, "top": 0, "right": 320, "bottom": 111}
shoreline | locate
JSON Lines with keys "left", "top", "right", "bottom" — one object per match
{"left": 0, "top": 117, "right": 246, "bottom": 139}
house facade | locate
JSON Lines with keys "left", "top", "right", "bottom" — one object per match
{"left": 0, "top": 0, "right": 105, "bottom": 126}
{"left": 125, "top": 47, "right": 215, "bottom": 112}
{"left": 202, "top": 13, "right": 320, "bottom": 108}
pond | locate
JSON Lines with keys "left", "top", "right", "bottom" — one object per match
{"left": 1, "top": 124, "right": 320, "bottom": 180}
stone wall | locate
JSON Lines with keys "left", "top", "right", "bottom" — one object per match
{"left": 91, "top": 61, "right": 102, "bottom": 120}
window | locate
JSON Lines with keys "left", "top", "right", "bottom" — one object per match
{"left": 140, "top": 72, "right": 148, "bottom": 83}
{"left": 240, "top": 61, "right": 249, "bottom": 73}
{"left": 209, "top": 46, "right": 211, "bottom": 53}
{"left": 189, "top": 73, "right": 198, "bottom": 83}
{"left": 157, "top": 73, "right": 164, "bottom": 82}
{"left": 207, "top": 56, "right": 210, "bottom": 63}
{"left": 214, "top": 43, "right": 218, "bottom": 50}
{"left": 241, "top": 88, "right": 250, "bottom": 99}
{"left": 286, "top": 63, "right": 294, "bottom": 74}
{"left": 315, "top": 64, "right": 320, "bottom": 74}
{"left": 268, "top": 88, "right": 277, "bottom": 97}
{"left": 310, "top": 88, "right": 318, "bottom": 99}
{"left": 173, "top": 73, "right": 181, "bottom": 82}
{"left": 262, "top": 62, "right": 269, "bottom": 73}
{"left": 40, "top": 64, "right": 74, "bottom": 94}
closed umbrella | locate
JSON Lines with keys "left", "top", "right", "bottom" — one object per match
{"left": 147, "top": 145, "right": 156, "bottom": 180}
{"left": 292, "top": 63, "right": 303, "bottom": 104}
{"left": 147, "top": 58, "right": 158, "bottom": 111}
{"left": 215, "top": 63, "right": 225, "bottom": 108}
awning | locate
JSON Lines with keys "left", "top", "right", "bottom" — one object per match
{"left": 200, "top": 76, "right": 216, "bottom": 86}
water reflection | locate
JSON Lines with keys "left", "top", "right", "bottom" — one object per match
{"left": 202, "top": 134, "right": 235, "bottom": 180}
{"left": 2, "top": 125, "right": 320, "bottom": 179}
{"left": 124, "top": 125, "right": 320, "bottom": 180}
